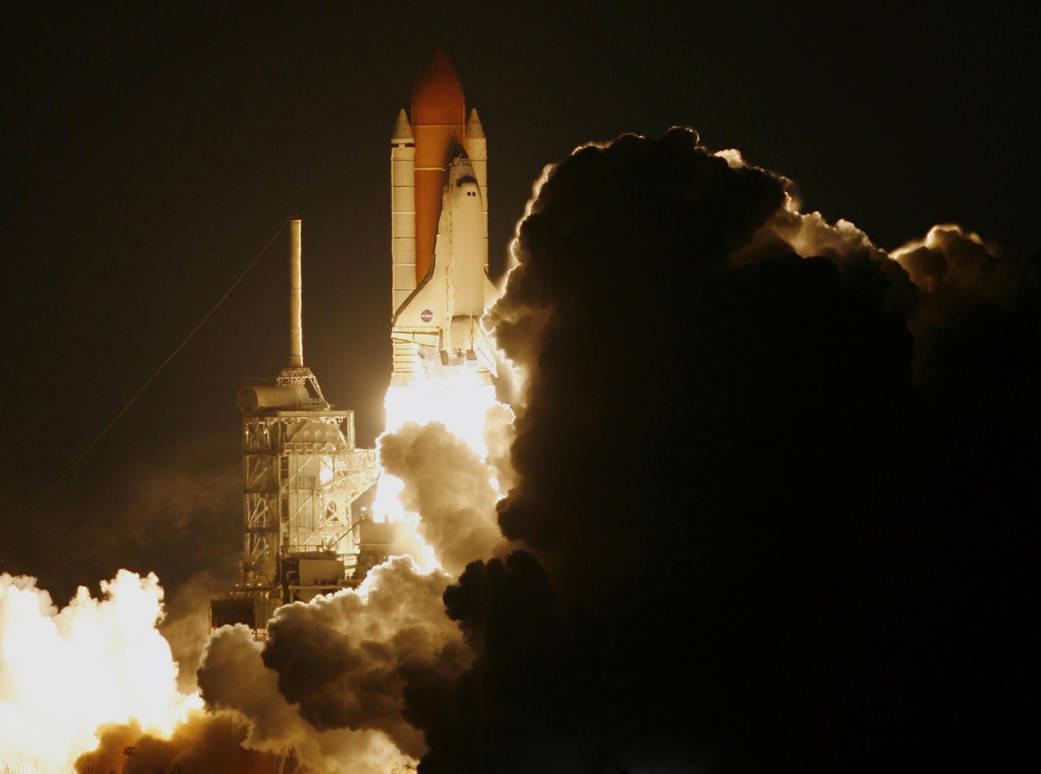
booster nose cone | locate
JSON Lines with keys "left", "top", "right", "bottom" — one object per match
{"left": 391, "top": 108, "right": 413, "bottom": 143}
{"left": 465, "top": 108, "right": 485, "bottom": 139}
{"left": 411, "top": 47, "right": 466, "bottom": 125}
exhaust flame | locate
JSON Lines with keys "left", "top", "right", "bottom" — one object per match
{"left": 0, "top": 570, "right": 201, "bottom": 771}
{"left": 372, "top": 357, "right": 506, "bottom": 530}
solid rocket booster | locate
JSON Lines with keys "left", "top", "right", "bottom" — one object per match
{"left": 390, "top": 48, "right": 497, "bottom": 383}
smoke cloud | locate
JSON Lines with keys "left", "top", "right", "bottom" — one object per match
{"left": 380, "top": 422, "right": 506, "bottom": 575}
{"left": 406, "top": 128, "right": 1040, "bottom": 772}
{"left": 196, "top": 623, "right": 411, "bottom": 774}
{"left": 180, "top": 398, "right": 513, "bottom": 769}
{"left": 196, "top": 558, "right": 468, "bottom": 771}
{"left": 76, "top": 712, "right": 294, "bottom": 774}
{"left": 0, "top": 570, "right": 199, "bottom": 769}
{"left": 6, "top": 128, "right": 1035, "bottom": 773}
{"left": 160, "top": 567, "right": 239, "bottom": 693}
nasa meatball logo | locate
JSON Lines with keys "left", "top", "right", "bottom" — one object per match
{"left": 420, "top": 309, "right": 433, "bottom": 323}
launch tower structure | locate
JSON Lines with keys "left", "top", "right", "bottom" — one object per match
{"left": 211, "top": 220, "right": 380, "bottom": 633}
{"left": 212, "top": 50, "right": 492, "bottom": 634}
{"left": 236, "top": 370, "right": 378, "bottom": 590}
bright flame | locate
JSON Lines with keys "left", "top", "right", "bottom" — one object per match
{"left": 384, "top": 362, "right": 498, "bottom": 456}
{"left": 369, "top": 358, "right": 507, "bottom": 568}
{"left": 0, "top": 570, "right": 202, "bottom": 771}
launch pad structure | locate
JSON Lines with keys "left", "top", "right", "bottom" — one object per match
{"left": 211, "top": 48, "right": 496, "bottom": 635}
{"left": 210, "top": 221, "right": 408, "bottom": 634}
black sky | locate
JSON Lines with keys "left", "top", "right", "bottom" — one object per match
{"left": 3, "top": 1, "right": 1039, "bottom": 598}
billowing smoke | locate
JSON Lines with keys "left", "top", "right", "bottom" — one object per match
{"left": 409, "top": 129, "right": 1039, "bottom": 772}
{"left": 75, "top": 712, "right": 293, "bottom": 774}
{"left": 4, "top": 128, "right": 1036, "bottom": 773}
{"left": 893, "top": 223, "right": 1015, "bottom": 299}
{"left": 195, "top": 557, "right": 467, "bottom": 772}
{"left": 160, "top": 568, "right": 239, "bottom": 693}
{"left": 194, "top": 622, "right": 413, "bottom": 773}
{"left": 481, "top": 402, "right": 518, "bottom": 493}
{"left": 0, "top": 570, "right": 200, "bottom": 769}
{"left": 380, "top": 422, "right": 505, "bottom": 576}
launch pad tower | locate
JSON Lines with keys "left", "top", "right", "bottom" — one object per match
{"left": 236, "top": 367, "right": 378, "bottom": 597}
{"left": 210, "top": 220, "right": 381, "bottom": 633}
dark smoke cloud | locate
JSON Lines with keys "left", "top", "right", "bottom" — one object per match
{"left": 892, "top": 225, "right": 1041, "bottom": 408}
{"left": 197, "top": 620, "right": 413, "bottom": 772}
{"left": 259, "top": 557, "right": 462, "bottom": 757}
{"left": 403, "top": 129, "right": 1040, "bottom": 772}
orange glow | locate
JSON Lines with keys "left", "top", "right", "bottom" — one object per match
{"left": 0, "top": 570, "right": 202, "bottom": 769}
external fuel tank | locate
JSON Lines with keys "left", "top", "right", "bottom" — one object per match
{"left": 410, "top": 48, "right": 466, "bottom": 285}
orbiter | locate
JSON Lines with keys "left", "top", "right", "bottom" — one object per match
{"left": 389, "top": 48, "right": 498, "bottom": 384}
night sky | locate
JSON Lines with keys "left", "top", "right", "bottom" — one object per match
{"left": 4, "top": 3, "right": 1041, "bottom": 772}
{"left": 4, "top": 0, "right": 1039, "bottom": 642}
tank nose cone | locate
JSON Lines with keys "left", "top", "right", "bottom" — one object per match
{"left": 411, "top": 46, "right": 466, "bottom": 125}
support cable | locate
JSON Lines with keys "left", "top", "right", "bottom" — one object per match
{"left": 16, "top": 218, "right": 290, "bottom": 526}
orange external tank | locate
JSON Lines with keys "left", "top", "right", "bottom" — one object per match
{"left": 410, "top": 47, "right": 466, "bottom": 284}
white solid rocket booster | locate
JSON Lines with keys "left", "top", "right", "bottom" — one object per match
{"left": 390, "top": 110, "right": 417, "bottom": 314}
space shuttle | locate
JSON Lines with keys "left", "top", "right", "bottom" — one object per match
{"left": 389, "top": 48, "right": 498, "bottom": 385}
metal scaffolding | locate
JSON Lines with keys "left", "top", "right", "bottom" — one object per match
{"left": 210, "top": 218, "right": 383, "bottom": 634}
{"left": 239, "top": 367, "right": 379, "bottom": 589}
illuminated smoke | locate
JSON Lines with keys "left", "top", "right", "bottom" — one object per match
{"left": 75, "top": 711, "right": 292, "bottom": 774}
{"left": 891, "top": 223, "right": 1010, "bottom": 299}
{"left": 159, "top": 568, "right": 238, "bottom": 694}
{"left": 0, "top": 570, "right": 201, "bottom": 769}
{"left": 47, "top": 348, "right": 515, "bottom": 773}
{"left": 195, "top": 557, "right": 467, "bottom": 772}
{"left": 5, "top": 128, "right": 1035, "bottom": 773}
{"left": 380, "top": 422, "right": 505, "bottom": 576}
{"left": 196, "top": 624, "right": 412, "bottom": 773}
{"left": 372, "top": 360, "right": 510, "bottom": 521}
{"left": 177, "top": 354, "right": 516, "bottom": 770}
{"left": 367, "top": 353, "right": 514, "bottom": 575}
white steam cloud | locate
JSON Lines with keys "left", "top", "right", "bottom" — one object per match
{"left": 197, "top": 557, "right": 466, "bottom": 772}
{"left": 0, "top": 570, "right": 200, "bottom": 769}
